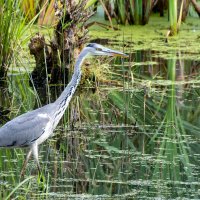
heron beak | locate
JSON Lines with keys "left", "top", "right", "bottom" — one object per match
{"left": 104, "top": 49, "right": 129, "bottom": 58}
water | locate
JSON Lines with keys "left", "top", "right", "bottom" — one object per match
{"left": 0, "top": 48, "right": 200, "bottom": 199}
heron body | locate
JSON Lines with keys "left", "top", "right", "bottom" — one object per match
{"left": 0, "top": 43, "right": 127, "bottom": 176}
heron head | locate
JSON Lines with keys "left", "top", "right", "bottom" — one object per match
{"left": 85, "top": 43, "right": 128, "bottom": 58}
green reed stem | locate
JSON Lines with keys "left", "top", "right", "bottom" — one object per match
{"left": 116, "top": 0, "right": 126, "bottom": 24}
{"left": 5, "top": 176, "right": 34, "bottom": 200}
{"left": 134, "top": 0, "right": 142, "bottom": 25}
{"left": 169, "top": 0, "right": 177, "bottom": 35}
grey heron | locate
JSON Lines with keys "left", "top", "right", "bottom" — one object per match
{"left": 0, "top": 43, "right": 128, "bottom": 177}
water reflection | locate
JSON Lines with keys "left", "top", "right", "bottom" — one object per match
{"left": 0, "top": 50, "right": 200, "bottom": 199}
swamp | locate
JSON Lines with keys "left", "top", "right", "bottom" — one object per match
{"left": 0, "top": 0, "right": 200, "bottom": 199}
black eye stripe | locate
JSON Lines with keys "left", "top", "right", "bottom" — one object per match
{"left": 96, "top": 48, "right": 102, "bottom": 51}
{"left": 87, "top": 43, "right": 94, "bottom": 47}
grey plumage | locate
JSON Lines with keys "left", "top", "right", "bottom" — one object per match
{"left": 0, "top": 104, "right": 53, "bottom": 147}
{"left": 0, "top": 43, "right": 128, "bottom": 176}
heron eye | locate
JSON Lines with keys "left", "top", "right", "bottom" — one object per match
{"left": 96, "top": 48, "right": 102, "bottom": 51}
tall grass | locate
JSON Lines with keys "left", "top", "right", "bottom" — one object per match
{"left": 151, "top": 58, "right": 196, "bottom": 197}
{"left": 115, "top": 0, "right": 152, "bottom": 25}
{"left": 116, "top": 0, "right": 126, "bottom": 24}
{"left": 0, "top": 73, "right": 38, "bottom": 198}
{"left": 22, "top": 0, "right": 36, "bottom": 21}
{"left": 0, "top": 0, "right": 26, "bottom": 79}
{"left": 0, "top": 33, "right": 200, "bottom": 198}
{"left": 134, "top": 0, "right": 143, "bottom": 25}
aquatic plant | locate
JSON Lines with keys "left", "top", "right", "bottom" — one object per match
{"left": 1, "top": 45, "right": 200, "bottom": 198}
{"left": 0, "top": 0, "right": 26, "bottom": 79}
{"left": 115, "top": 0, "right": 126, "bottom": 24}
{"left": 147, "top": 58, "right": 199, "bottom": 197}
{"left": 0, "top": 2, "right": 200, "bottom": 198}
{"left": 114, "top": 0, "right": 155, "bottom": 25}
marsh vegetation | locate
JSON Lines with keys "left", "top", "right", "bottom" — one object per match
{"left": 0, "top": 0, "right": 200, "bottom": 199}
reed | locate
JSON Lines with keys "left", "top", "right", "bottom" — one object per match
{"left": 0, "top": 33, "right": 200, "bottom": 198}
{"left": 134, "top": 0, "right": 142, "bottom": 25}
{"left": 0, "top": 0, "right": 26, "bottom": 79}
{"left": 116, "top": 0, "right": 126, "bottom": 24}
{"left": 151, "top": 58, "right": 196, "bottom": 196}
{"left": 5, "top": 176, "right": 34, "bottom": 200}
{"left": 115, "top": 0, "right": 152, "bottom": 25}
{"left": 37, "top": 0, "right": 56, "bottom": 26}
{"left": 169, "top": 0, "right": 177, "bottom": 35}
{"left": 21, "top": 0, "right": 56, "bottom": 25}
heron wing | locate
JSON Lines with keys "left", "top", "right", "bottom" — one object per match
{"left": 0, "top": 106, "right": 52, "bottom": 147}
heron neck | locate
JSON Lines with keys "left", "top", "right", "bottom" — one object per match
{"left": 55, "top": 51, "right": 87, "bottom": 106}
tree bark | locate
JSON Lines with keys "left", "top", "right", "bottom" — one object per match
{"left": 29, "top": 0, "right": 93, "bottom": 87}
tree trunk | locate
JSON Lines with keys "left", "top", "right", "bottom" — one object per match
{"left": 29, "top": 0, "right": 92, "bottom": 87}
{"left": 190, "top": 0, "right": 200, "bottom": 17}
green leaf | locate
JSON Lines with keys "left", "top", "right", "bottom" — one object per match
{"left": 84, "top": 0, "right": 98, "bottom": 9}
{"left": 5, "top": 176, "right": 34, "bottom": 200}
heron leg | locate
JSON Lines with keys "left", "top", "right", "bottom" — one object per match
{"left": 20, "top": 148, "right": 32, "bottom": 178}
{"left": 32, "top": 143, "right": 41, "bottom": 174}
